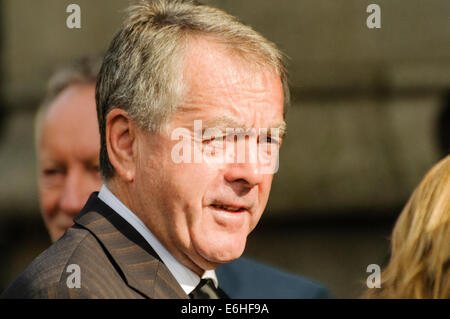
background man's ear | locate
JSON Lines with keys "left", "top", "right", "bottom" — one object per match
{"left": 105, "top": 109, "right": 136, "bottom": 182}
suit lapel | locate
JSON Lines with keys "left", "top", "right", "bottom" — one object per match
{"left": 74, "top": 193, "right": 188, "bottom": 299}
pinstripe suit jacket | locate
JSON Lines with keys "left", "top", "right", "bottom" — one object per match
{"left": 1, "top": 193, "right": 188, "bottom": 299}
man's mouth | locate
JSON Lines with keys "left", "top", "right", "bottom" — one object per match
{"left": 210, "top": 203, "right": 246, "bottom": 213}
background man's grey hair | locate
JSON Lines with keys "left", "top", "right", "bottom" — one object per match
{"left": 34, "top": 55, "right": 103, "bottom": 148}
{"left": 96, "top": 0, "right": 290, "bottom": 180}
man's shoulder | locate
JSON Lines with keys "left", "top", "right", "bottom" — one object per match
{"left": 217, "top": 257, "right": 331, "bottom": 299}
{"left": 1, "top": 226, "right": 117, "bottom": 299}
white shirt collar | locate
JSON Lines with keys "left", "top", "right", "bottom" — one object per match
{"left": 97, "top": 184, "right": 218, "bottom": 294}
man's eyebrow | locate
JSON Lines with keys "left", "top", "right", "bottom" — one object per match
{"left": 202, "top": 116, "right": 246, "bottom": 130}
{"left": 203, "top": 116, "right": 287, "bottom": 139}
{"left": 83, "top": 158, "right": 100, "bottom": 167}
{"left": 271, "top": 121, "right": 287, "bottom": 139}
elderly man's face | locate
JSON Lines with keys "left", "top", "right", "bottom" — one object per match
{"left": 130, "top": 39, "right": 285, "bottom": 272}
{"left": 38, "top": 84, "right": 102, "bottom": 242}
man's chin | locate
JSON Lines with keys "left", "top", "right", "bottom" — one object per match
{"left": 193, "top": 235, "right": 247, "bottom": 265}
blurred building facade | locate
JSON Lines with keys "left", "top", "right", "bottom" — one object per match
{"left": 0, "top": 0, "right": 449, "bottom": 298}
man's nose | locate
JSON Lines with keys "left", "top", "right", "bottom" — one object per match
{"left": 59, "top": 170, "right": 89, "bottom": 215}
{"left": 223, "top": 161, "right": 264, "bottom": 194}
{"left": 223, "top": 137, "right": 266, "bottom": 190}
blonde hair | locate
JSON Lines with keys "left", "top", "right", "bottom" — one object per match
{"left": 96, "top": 0, "right": 289, "bottom": 179}
{"left": 365, "top": 155, "right": 450, "bottom": 298}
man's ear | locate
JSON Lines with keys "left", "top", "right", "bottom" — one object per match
{"left": 105, "top": 109, "right": 136, "bottom": 182}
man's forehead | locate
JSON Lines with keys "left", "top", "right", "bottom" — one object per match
{"left": 39, "top": 84, "right": 100, "bottom": 152}
{"left": 174, "top": 82, "right": 285, "bottom": 129}
{"left": 173, "top": 37, "right": 285, "bottom": 134}
{"left": 44, "top": 84, "right": 97, "bottom": 123}
{"left": 183, "top": 36, "right": 283, "bottom": 97}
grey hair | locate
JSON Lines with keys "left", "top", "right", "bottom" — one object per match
{"left": 35, "top": 55, "right": 103, "bottom": 148}
{"left": 96, "top": 0, "right": 290, "bottom": 179}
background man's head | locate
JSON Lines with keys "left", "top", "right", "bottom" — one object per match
{"left": 36, "top": 56, "right": 103, "bottom": 242}
{"left": 96, "top": 0, "right": 288, "bottom": 274}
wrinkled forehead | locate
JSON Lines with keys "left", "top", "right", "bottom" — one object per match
{"left": 182, "top": 36, "right": 283, "bottom": 97}
{"left": 173, "top": 38, "right": 284, "bottom": 130}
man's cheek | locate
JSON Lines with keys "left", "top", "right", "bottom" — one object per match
{"left": 40, "top": 194, "right": 58, "bottom": 218}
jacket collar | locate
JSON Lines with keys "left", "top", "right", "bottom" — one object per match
{"left": 74, "top": 193, "right": 189, "bottom": 299}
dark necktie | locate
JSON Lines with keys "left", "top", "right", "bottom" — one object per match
{"left": 189, "top": 278, "right": 229, "bottom": 299}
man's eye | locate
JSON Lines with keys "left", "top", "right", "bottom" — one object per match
{"left": 89, "top": 164, "right": 100, "bottom": 172}
{"left": 43, "top": 168, "right": 64, "bottom": 176}
{"left": 203, "top": 136, "right": 225, "bottom": 144}
{"left": 41, "top": 168, "right": 65, "bottom": 187}
{"left": 260, "top": 136, "right": 279, "bottom": 144}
